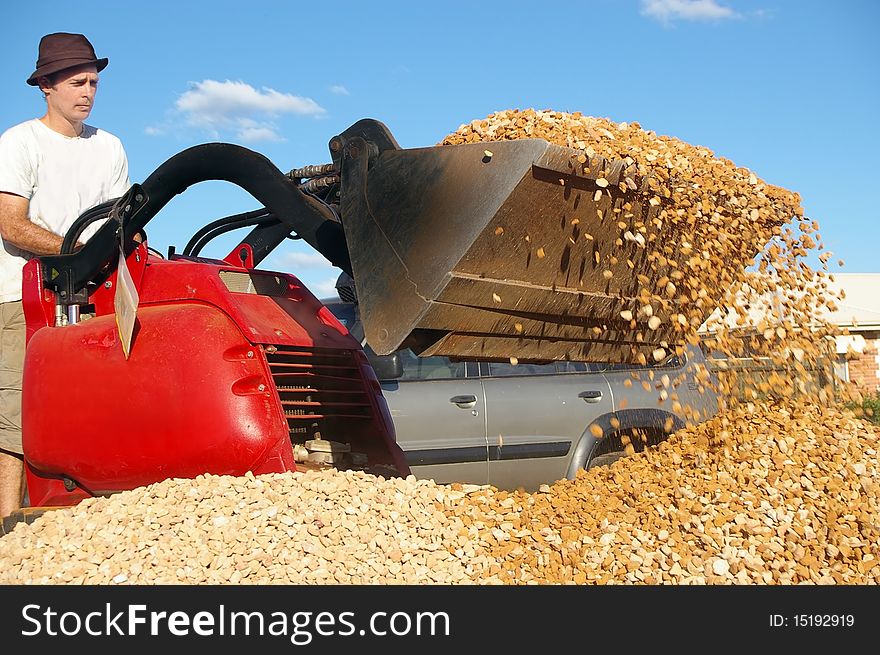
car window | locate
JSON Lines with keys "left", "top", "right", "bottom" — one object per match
{"left": 604, "top": 353, "right": 684, "bottom": 371}
{"left": 553, "top": 361, "right": 589, "bottom": 373}
{"left": 398, "top": 349, "right": 467, "bottom": 381}
{"left": 485, "top": 361, "right": 590, "bottom": 377}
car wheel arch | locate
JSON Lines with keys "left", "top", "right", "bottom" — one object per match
{"left": 565, "top": 408, "right": 685, "bottom": 479}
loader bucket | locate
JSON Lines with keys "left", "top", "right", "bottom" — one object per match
{"left": 337, "top": 138, "right": 718, "bottom": 363}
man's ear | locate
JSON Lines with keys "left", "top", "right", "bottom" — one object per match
{"left": 37, "top": 76, "right": 53, "bottom": 94}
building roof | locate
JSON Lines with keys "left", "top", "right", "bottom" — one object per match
{"left": 823, "top": 273, "right": 880, "bottom": 329}
{"left": 698, "top": 272, "right": 880, "bottom": 333}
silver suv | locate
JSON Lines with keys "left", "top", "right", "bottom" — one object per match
{"left": 325, "top": 299, "right": 719, "bottom": 492}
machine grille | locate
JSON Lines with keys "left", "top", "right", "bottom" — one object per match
{"left": 336, "top": 284, "right": 357, "bottom": 303}
{"left": 264, "top": 345, "right": 373, "bottom": 440}
{"left": 219, "top": 271, "right": 289, "bottom": 296}
{"left": 334, "top": 272, "right": 358, "bottom": 302}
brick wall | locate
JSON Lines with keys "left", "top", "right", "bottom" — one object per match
{"left": 847, "top": 331, "right": 880, "bottom": 393}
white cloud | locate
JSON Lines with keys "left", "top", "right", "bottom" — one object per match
{"left": 329, "top": 85, "right": 350, "bottom": 96}
{"left": 277, "top": 251, "right": 336, "bottom": 269}
{"left": 237, "top": 126, "right": 283, "bottom": 142}
{"left": 233, "top": 118, "right": 284, "bottom": 143}
{"left": 311, "top": 277, "right": 341, "bottom": 299}
{"left": 176, "top": 80, "right": 325, "bottom": 121}
{"left": 641, "top": 0, "right": 738, "bottom": 23}
{"left": 149, "top": 79, "right": 327, "bottom": 143}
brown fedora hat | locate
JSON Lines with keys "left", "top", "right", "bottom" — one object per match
{"left": 27, "top": 32, "right": 108, "bottom": 86}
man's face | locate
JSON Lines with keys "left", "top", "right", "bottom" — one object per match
{"left": 41, "top": 64, "right": 99, "bottom": 124}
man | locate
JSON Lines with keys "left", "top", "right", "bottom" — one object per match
{"left": 0, "top": 33, "right": 130, "bottom": 518}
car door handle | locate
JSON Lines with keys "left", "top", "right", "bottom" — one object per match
{"left": 450, "top": 394, "right": 477, "bottom": 408}
{"left": 578, "top": 390, "right": 603, "bottom": 403}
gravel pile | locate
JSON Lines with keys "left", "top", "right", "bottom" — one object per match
{"left": 1, "top": 401, "right": 876, "bottom": 585}
{"left": 454, "top": 401, "right": 879, "bottom": 584}
{"left": 0, "top": 470, "right": 501, "bottom": 584}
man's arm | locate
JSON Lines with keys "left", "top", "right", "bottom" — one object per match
{"left": 0, "top": 191, "right": 68, "bottom": 255}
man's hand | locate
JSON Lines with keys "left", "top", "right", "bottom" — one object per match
{"left": 0, "top": 192, "right": 67, "bottom": 255}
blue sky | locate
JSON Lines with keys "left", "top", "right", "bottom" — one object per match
{"left": 2, "top": 0, "right": 877, "bottom": 299}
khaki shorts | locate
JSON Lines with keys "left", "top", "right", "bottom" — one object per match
{"left": 0, "top": 301, "right": 25, "bottom": 455}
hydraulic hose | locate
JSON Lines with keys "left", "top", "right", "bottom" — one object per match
{"left": 60, "top": 199, "right": 118, "bottom": 255}
{"left": 186, "top": 213, "right": 278, "bottom": 257}
{"left": 182, "top": 207, "right": 273, "bottom": 256}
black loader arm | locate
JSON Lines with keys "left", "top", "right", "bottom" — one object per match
{"left": 39, "top": 143, "right": 351, "bottom": 301}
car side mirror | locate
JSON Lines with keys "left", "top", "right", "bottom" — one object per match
{"left": 368, "top": 351, "right": 403, "bottom": 381}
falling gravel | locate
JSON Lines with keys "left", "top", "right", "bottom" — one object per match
{"left": 443, "top": 108, "right": 846, "bottom": 403}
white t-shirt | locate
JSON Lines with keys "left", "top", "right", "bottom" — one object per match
{"left": 0, "top": 119, "right": 130, "bottom": 303}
